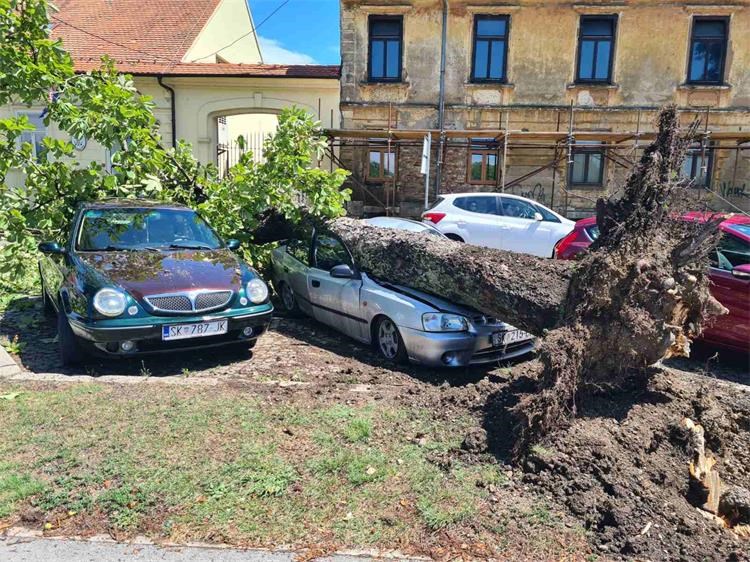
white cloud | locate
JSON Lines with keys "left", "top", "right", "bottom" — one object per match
{"left": 259, "top": 36, "right": 317, "bottom": 65}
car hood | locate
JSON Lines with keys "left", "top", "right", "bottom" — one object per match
{"left": 373, "top": 278, "right": 481, "bottom": 317}
{"left": 78, "top": 249, "right": 245, "bottom": 300}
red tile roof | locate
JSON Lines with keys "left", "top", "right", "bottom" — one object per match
{"left": 50, "top": 0, "right": 223, "bottom": 71}
{"left": 72, "top": 59, "right": 341, "bottom": 79}
{"left": 50, "top": 0, "right": 341, "bottom": 79}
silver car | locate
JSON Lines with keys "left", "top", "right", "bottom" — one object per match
{"left": 270, "top": 217, "right": 535, "bottom": 367}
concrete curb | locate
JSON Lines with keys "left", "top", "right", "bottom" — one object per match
{"left": 1, "top": 527, "right": 430, "bottom": 561}
{"left": 0, "top": 344, "right": 21, "bottom": 378}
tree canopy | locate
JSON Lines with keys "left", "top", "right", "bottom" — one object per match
{"left": 0, "top": 0, "right": 349, "bottom": 292}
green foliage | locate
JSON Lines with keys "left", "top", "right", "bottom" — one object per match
{"left": 0, "top": 0, "right": 349, "bottom": 291}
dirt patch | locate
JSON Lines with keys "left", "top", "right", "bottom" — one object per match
{"left": 427, "top": 368, "right": 750, "bottom": 561}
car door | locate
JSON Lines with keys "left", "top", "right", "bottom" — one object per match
{"left": 281, "top": 236, "right": 314, "bottom": 316}
{"left": 451, "top": 195, "right": 504, "bottom": 249}
{"left": 498, "top": 196, "right": 558, "bottom": 257}
{"left": 707, "top": 229, "right": 750, "bottom": 350}
{"left": 308, "top": 231, "right": 366, "bottom": 340}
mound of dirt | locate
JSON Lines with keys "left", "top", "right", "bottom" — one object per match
{"left": 439, "top": 369, "right": 750, "bottom": 561}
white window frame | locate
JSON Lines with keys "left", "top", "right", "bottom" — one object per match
{"left": 16, "top": 110, "right": 48, "bottom": 158}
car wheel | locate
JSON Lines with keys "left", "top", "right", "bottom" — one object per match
{"left": 247, "top": 339, "right": 257, "bottom": 350}
{"left": 374, "top": 316, "right": 407, "bottom": 364}
{"left": 445, "top": 234, "right": 464, "bottom": 243}
{"left": 279, "top": 282, "right": 300, "bottom": 315}
{"left": 39, "top": 267, "right": 55, "bottom": 317}
{"left": 57, "top": 303, "right": 85, "bottom": 366}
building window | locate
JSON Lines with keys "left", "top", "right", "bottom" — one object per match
{"left": 16, "top": 110, "right": 47, "bottom": 158}
{"left": 576, "top": 16, "right": 616, "bottom": 83}
{"left": 367, "top": 145, "right": 396, "bottom": 181}
{"left": 570, "top": 141, "right": 604, "bottom": 187}
{"left": 368, "top": 16, "right": 403, "bottom": 82}
{"left": 468, "top": 139, "right": 499, "bottom": 185}
{"left": 680, "top": 145, "right": 712, "bottom": 188}
{"left": 688, "top": 18, "right": 728, "bottom": 85}
{"left": 471, "top": 15, "right": 509, "bottom": 82}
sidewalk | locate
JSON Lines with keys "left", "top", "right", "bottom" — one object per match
{"left": 1, "top": 534, "right": 422, "bottom": 562}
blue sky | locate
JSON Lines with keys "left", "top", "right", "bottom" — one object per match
{"left": 251, "top": 0, "right": 341, "bottom": 65}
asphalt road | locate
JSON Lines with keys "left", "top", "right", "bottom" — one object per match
{"left": 0, "top": 536, "right": 417, "bottom": 562}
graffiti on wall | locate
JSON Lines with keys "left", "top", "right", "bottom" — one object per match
{"left": 514, "top": 183, "right": 549, "bottom": 205}
{"left": 717, "top": 182, "right": 749, "bottom": 200}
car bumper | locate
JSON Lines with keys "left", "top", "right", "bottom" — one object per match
{"left": 67, "top": 304, "right": 273, "bottom": 356}
{"left": 399, "top": 325, "right": 535, "bottom": 367}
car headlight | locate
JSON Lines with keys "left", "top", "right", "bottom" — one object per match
{"left": 246, "top": 278, "right": 269, "bottom": 304}
{"left": 422, "top": 313, "right": 469, "bottom": 332}
{"left": 93, "top": 288, "right": 127, "bottom": 317}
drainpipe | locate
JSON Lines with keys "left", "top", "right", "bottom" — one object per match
{"left": 157, "top": 76, "right": 177, "bottom": 148}
{"left": 434, "top": 0, "right": 448, "bottom": 198}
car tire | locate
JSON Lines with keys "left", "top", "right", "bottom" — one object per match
{"left": 247, "top": 339, "right": 257, "bottom": 350}
{"left": 39, "top": 267, "right": 55, "bottom": 317}
{"left": 57, "top": 303, "right": 85, "bottom": 366}
{"left": 445, "top": 234, "right": 464, "bottom": 243}
{"left": 278, "top": 282, "right": 301, "bottom": 316}
{"left": 373, "top": 316, "right": 408, "bottom": 364}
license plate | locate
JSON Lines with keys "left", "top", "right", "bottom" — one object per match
{"left": 492, "top": 329, "right": 532, "bottom": 347}
{"left": 162, "top": 320, "right": 228, "bottom": 341}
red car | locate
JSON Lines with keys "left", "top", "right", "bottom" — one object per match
{"left": 554, "top": 214, "right": 750, "bottom": 353}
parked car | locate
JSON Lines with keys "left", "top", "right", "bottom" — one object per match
{"left": 38, "top": 199, "right": 273, "bottom": 365}
{"left": 422, "top": 193, "right": 575, "bottom": 258}
{"left": 555, "top": 214, "right": 750, "bottom": 353}
{"left": 270, "top": 216, "right": 535, "bottom": 367}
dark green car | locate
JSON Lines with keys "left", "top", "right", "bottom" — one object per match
{"left": 38, "top": 199, "right": 273, "bottom": 365}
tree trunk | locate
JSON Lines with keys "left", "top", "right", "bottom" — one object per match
{"left": 253, "top": 106, "right": 725, "bottom": 450}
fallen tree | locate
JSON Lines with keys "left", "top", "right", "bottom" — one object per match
{"left": 254, "top": 106, "right": 726, "bottom": 450}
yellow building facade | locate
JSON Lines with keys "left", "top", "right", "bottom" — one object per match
{"left": 336, "top": 0, "right": 750, "bottom": 217}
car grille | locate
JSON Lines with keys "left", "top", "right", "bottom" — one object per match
{"left": 147, "top": 295, "right": 192, "bottom": 312}
{"left": 145, "top": 290, "right": 233, "bottom": 314}
{"left": 472, "top": 315, "right": 499, "bottom": 326}
{"left": 195, "top": 291, "right": 233, "bottom": 311}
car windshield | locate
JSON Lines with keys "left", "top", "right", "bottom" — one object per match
{"left": 76, "top": 208, "right": 223, "bottom": 251}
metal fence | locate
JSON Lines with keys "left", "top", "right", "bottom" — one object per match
{"left": 217, "top": 132, "right": 272, "bottom": 177}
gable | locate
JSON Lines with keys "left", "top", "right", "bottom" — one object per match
{"left": 182, "top": 0, "right": 263, "bottom": 64}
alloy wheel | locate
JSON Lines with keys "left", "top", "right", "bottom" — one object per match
{"left": 281, "top": 283, "right": 296, "bottom": 311}
{"left": 378, "top": 318, "right": 400, "bottom": 359}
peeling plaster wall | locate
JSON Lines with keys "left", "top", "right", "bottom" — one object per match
{"left": 339, "top": 0, "right": 750, "bottom": 217}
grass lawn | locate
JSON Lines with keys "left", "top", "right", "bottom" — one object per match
{"left": 0, "top": 382, "right": 589, "bottom": 558}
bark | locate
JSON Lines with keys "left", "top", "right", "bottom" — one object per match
{"left": 253, "top": 106, "right": 725, "bottom": 451}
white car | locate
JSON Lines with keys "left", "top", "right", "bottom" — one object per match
{"left": 422, "top": 193, "right": 575, "bottom": 258}
{"left": 270, "top": 217, "right": 535, "bottom": 367}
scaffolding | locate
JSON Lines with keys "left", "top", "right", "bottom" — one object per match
{"left": 324, "top": 105, "right": 750, "bottom": 218}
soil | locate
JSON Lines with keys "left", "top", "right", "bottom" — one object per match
{"left": 1, "top": 297, "right": 749, "bottom": 560}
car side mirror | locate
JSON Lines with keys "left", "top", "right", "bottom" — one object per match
{"left": 38, "top": 241, "right": 66, "bottom": 255}
{"left": 330, "top": 264, "right": 355, "bottom": 279}
{"left": 731, "top": 264, "right": 750, "bottom": 280}
{"left": 226, "top": 239, "right": 241, "bottom": 251}
{"left": 534, "top": 212, "right": 544, "bottom": 222}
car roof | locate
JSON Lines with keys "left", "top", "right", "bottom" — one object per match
{"left": 575, "top": 217, "right": 597, "bottom": 228}
{"left": 80, "top": 198, "right": 189, "bottom": 210}
{"left": 366, "top": 216, "right": 442, "bottom": 233}
{"left": 441, "top": 192, "right": 536, "bottom": 201}
{"left": 575, "top": 212, "right": 750, "bottom": 234}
